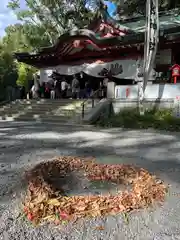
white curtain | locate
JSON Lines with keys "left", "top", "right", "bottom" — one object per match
{"left": 54, "top": 59, "right": 141, "bottom": 79}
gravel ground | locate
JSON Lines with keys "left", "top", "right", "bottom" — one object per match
{"left": 1, "top": 122, "right": 180, "bottom": 239}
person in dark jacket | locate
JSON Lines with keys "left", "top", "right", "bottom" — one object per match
{"left": 20, "top": 86, "right": 26, "bottom": 99}
{"left": 85, "top": 80, "right": 91, "bottom": 98}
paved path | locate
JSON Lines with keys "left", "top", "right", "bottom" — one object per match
{"left": 0, "top": 122, "right": 180, "bottom": 240}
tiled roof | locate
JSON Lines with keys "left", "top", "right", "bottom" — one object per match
{"left": 14, "top": 9, "right": 180, "bottom": 67}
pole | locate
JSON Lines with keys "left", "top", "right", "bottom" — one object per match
{"left": 139, "top": 0, "right": 159, "bottom": 114}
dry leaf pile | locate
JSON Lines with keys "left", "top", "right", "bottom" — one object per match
{"left": 23, "top": 156, "right": 167, "bottom": 225}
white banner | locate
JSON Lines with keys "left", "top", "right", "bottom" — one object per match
{"left": 54, "top": 59, "right": 140, "bottom": 79}
{"left": 40, "top": 58, "right": 158, "bottom": 81}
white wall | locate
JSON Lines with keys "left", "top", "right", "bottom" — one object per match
{"left": 115, "top": 84, "right": 180, "bottom": 100}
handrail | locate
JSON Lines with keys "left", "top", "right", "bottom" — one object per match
{"left": 0, "top": 99, "right": 12, "bottom": 106}
{"left": 81, "top": 88, "right": 102, "bottom": 118}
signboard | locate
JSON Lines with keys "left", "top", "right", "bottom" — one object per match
{"left": 115, "top": 85, "right": 138, "bottom": 99}
{"left": 174, "top": 96, "right": 180, "bottom": 118}
{"left": 155, "top": 49, "right": 172, "bottom": 65}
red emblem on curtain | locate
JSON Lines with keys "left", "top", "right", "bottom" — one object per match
{"left": 98, "top": 63, "right": 123, "bottom": 77}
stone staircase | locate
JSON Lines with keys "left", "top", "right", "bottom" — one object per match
{"left": 0, "top": 99, "right": 99, "bottom": 124}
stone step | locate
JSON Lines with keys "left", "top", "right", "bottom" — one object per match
{"left": 19, "top": 113, "right": 73, "bottom": 119}
{"left": 14, "top": 99, "right": 84, "bottom": 105}
{"left": 0, "top": 99, "right": 99, "bottom": 123}
{"left": 23, "top": 105, "right": 81, "bottom": 111}
{"left": 0, "top": 104, "right": 92, "bottom": 117}
{"left": 1, "top": 99, "right": 97, "bottom": 109}
{"left": 0, "top": 105, "right": 33, "bottom": 112}
{"left": 0, "top": 104, "right": 77, "bottom": 113}
{"left": 14, "top": 115, "right": 70, "bottom": 123}
{"left": 13, "top": 102, "right": 79, "bottom": 107}
{"left": 3, "top": 103, "right": 84, "bottom": 112}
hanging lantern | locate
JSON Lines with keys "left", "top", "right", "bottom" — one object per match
{"left": 171, "top": 64, "right": 180, "bottom": 84}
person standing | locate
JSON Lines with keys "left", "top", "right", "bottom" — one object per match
{"left": 50, "top": 82, "right": 55, "bottom": 99}
{"left": 71, "top": 75, "right": 80, "bottom": 99}
{"left": 102, "top": 77, "right": 108, "bottom": 98}
{"left": 61, "top": 78, "right": 68, "bottom": 98}
{"left": 20, "top": 86, "right": 26, "bottom": 99}
{"left": 54, "top": 79, "right": 58, "bottom": 98}
{"left": 55, "top": 79, "right": 61, "bottom": 98}
{"left": 99, "top": 81, "right": 104, "bottom": 99}
{"left": 85, "top": 80, "right": 91, "bottom": 98}
{"left": 39, "top": 83, "right": 44, "bottom": 98}
{"left": 79, "top": 79, "right": 86, "bottom": 99}
{"left": 44, "top": 83, "right": 50, "bottom": 98}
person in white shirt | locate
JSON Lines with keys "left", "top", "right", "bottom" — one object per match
{"left": 50, "top": 82, "right": 55, "bottom": 99}
{"left": 61, "top": 78, "right": 68, "bottom": 98}
{"left": 71, "top": 75, "right": 80, "bottom": 99}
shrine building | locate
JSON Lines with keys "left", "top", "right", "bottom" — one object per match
{"left": 14, "top": 5, "right": 180, "bottom": 87}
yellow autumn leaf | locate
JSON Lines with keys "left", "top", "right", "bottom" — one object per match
{"left": 42, "top": 215, "right": 56, "bottom": 221}
{"left": 47, "top": 198, "right": 61, "bottom": 206}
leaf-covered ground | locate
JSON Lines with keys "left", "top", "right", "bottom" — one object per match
{"left": 23, "top": 156, "right": 167, "bottom": 225}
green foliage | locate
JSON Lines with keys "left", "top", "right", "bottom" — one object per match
{"left": 7, "top": 0, "right": 97, "bottom": 48}
{"left": 16, "top": 63, "right": 36, "bottom": 89}
{"left": 16, "top": 63, "right": 27, "bottom": 88}
{"left": 0, "top": 23, "right": 38, "bottom": 100}
{"left": 96, "top": 107, "right": 180, "bottom": 132}
{"left": 0, "top": 40, "right": 17, "bottom": 86}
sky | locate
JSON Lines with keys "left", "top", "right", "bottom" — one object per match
{"left": 0, "top": 0, "right": 117, "bottom": 37}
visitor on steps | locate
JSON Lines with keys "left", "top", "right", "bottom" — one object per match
{"left": 31, "top": 85, "right": 37, "bottom": 99}
{"left": 54, "top": 79, "right": 60, "bottom": 99}
{"left": 72, "top": 75, "right": 80, "bottom": 99}
{"left": 61, "top": 78, "right": 68, "bottom": 98}
{"left": 79, "top": 79, "right": 86, "bottom": 99}
{"left": 50, "top": 83, "right": 55, "bottom": 99}
{"left": 20, "top": 86, "right": 26, "bottom": 99}
{"left": 99, "top": 81, "right": 104, "bottom": 99}
{"left": 39, "top": 83, "right": 44, "bottom": 98}
{"left": 44, "top": 83, "right": 50, "bottom": 98}
{"left": 85, "top": 80, "right": 91, "bottom": 98}
{"left": 102, "top": 78, "right": 108, "bottom": 98}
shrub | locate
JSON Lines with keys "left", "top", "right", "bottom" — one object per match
{"left": 96, "top": 107, "right": 180, "bottom": 131}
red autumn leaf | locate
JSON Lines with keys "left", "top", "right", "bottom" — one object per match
{"left": 27, "top": 213, "right": 34, "bottom": 221}
{"left": 54, "top": 219, "right": 60, "bottom": 225}
{"left": 59, "top": 211, "right": 69, "bottom": 220}
{"left": 24, "top": 207, "right": 29, "bottom": 214}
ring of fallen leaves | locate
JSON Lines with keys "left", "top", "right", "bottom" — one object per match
{"left": 23, "top": 156, "right": 167, "bottom": 225}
